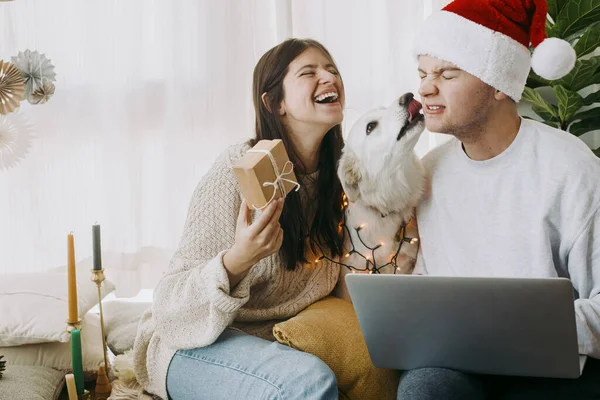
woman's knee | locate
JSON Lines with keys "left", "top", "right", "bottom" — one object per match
{"left": 279, "top": 351, "right": 338, "bottom": 399}
{"left": 397, "top": 367, "right": 485, "bottom": 400}
{"left": 299, "top": 352, "right": 337, "bottom": 386}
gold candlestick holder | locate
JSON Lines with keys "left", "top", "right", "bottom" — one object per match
{"left": 91, "top": 268, "right": 111, "bottom": 399}
{"left": 66, "top": 319, "right": 82, "bottom": 333}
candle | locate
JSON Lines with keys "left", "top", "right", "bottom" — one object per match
{"left": 71, "top": 329, "right": 85, "bottom": 395}
{"left": 65, "top": 374, "right": 78, "bottom": 400}
{"left": 92, "top": 224, "right": 102, "bottom": 271}
{"left": 67, "top": 234, "right": 79, "bottom": 324}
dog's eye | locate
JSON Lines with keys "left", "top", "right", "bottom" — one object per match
{"left": 366, "top": 122, "right": 377, "bottom": 135}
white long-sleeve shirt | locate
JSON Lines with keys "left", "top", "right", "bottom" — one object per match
{"left": 415, "top": 118, "right": 600, "bottom": 358}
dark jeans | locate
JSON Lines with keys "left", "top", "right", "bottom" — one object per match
{"left": 397, "top": 358, "right": 600, "bottom": 400}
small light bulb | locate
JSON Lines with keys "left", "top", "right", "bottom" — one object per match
{"left": 345, "top": 253, "right": 350, "bottom": 258}
{"left": 410, "top": 238, "right": 419, "bottom": 244}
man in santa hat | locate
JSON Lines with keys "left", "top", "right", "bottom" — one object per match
{"left": 406, "top": 0, "right": 600, "bottom": 398}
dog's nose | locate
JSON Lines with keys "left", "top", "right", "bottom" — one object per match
{"left": 399, "top": 93, "right": 414, "bottom": 106}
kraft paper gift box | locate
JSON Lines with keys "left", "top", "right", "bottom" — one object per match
{"left": 233, "top": 139, "right": 300, "bottom": 210}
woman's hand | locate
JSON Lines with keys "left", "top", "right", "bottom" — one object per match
{"left": 223, "top": 197, "right": 284, "bottom": 287}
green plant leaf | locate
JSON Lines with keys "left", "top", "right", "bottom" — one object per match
{"left": 542, "top": 119, "right": 561, "bottom": 129}
{"left": 573, "top": 23, "right": 600, "bottom": 57}
{"left": 526, "top": 71, "right": 552, "bottom": 89}
{"left": 573, "top": 107, "right": 600, "bottom": 121}
{"left": 532, "top": 104, "right": 561, "bottom": 125}
{"left": 552, "top": 0, "right": 600, "bottom": 39}
{"left": 553, "top": 85, "right": 584, "bottom": 123}
{"left": 569, "top": 111, "right": 600, "bottom": 136}
{"left": 522, "top": 115, "right": 560, "bottom": 128}
{"left": 548, "top": 0, "right": 570, "bottom": 22}
{"left": 546, "top": 19, "right": 555, "bottom": 34}
{"left": 553, "top": 56, "right": 599, "bottom": 92}
{"left": 583, "top": 91, "right": 600, "bottom": 106}
{"left": 522, "top": 87, "right": 560, "bottom": 122}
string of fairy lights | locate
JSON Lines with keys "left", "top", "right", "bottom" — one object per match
{"left": 312, "top": 194, "right": 418, "bottom": 274}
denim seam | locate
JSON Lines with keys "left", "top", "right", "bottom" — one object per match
{"left": 174, "top": 352, "right": 285, "bottom": 400}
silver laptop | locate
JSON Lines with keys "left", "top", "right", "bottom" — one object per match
{"left": 346, "top": 274, "right": 587, "bottom": 379}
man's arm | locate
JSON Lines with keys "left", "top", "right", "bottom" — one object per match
{"left": 568, "top": 205, "right": 600, "bottom": 358}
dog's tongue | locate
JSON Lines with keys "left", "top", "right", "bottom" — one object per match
{"left": 408, "top": 99, "right": 422, "bottom": 122}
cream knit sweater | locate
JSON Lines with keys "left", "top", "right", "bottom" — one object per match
{"left": 132, "top": 142, "right": 340, "bottom": 399}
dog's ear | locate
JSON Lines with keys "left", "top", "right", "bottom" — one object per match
{"left": 338, "top": 148, "right": 362, "bottom": 202}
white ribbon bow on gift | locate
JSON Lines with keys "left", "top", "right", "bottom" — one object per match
{"left": 248, "top": 148, "right": 301, "bottom": 210}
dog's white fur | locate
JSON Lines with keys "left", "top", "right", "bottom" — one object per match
{"left": 333, "top": 94, "right": 427, "bottom": 302}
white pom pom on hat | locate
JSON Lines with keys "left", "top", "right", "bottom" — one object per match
{"left": 531, "top": 37, "right": 577, "bottom": 80}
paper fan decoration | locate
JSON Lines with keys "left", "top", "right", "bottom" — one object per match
{"left": 29, "top": 80, "right": 55, "bottom": 105}
{"left": 0, "top": 111, "right": 34, "bottom": 171}
{"left": 0, "top": 60, "right": 25, "bottom": 115}
{"left": 11, "top": 50, "right": 56, "bottom": 102}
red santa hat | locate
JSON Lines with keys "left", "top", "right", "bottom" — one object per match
{"left": 413, "top": 0, "right": 576, "bottom": 102}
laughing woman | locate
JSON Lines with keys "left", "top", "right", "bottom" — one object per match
{"left": 132, "top": 38, "right": 346, "bottom": 400}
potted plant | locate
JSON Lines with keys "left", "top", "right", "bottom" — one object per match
{"left": 521, "top": 0, "right": 599, "bottom": 156}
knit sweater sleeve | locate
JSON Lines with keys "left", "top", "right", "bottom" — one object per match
{"left": 569, "top": 204, "right": 600, "bottom": 358}
{"left": 152, "top": 145, "right": 251, "bottom": 350}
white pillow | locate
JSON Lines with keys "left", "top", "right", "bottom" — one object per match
{"left": 103, "top": 300, "right": 151, "bottom": 354}
{"left": 1, "top": 312, "right": 105, "bottom": 379}
{"left": 0, "top": 270, "right": 115, "bottom": 346}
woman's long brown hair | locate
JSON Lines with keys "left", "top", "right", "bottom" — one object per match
{"left": 251, "top": 38, "right": 345, "bottom": 270}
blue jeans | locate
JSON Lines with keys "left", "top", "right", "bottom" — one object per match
{"left": 397, "top": 358, "right": 600, "bottom": 399}
{"left": 166, "top": 328, "right": 338, "bottom": 400}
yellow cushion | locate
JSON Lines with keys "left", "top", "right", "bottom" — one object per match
{"left": 273, "top": 296, "right": 400, "bottom": 400}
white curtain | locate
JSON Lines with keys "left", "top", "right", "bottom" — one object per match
{"left": 0, "top": 0, "right": 448, "bottom": 296}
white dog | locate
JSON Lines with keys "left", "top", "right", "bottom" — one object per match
{"left": 333, "top": 93, "right": 427, "bottom": 301}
